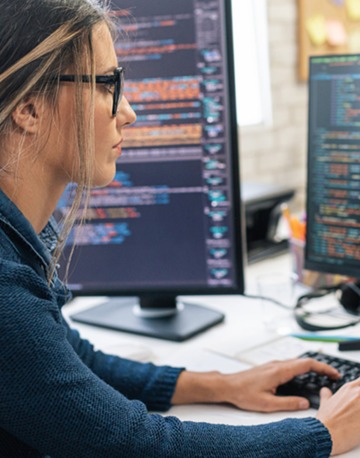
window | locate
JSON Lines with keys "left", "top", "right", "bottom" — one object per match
{"left": 231, "top": 0, "right": 272, "bottom": 126}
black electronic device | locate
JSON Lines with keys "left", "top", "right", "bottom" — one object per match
{"left": 56, "top": 0, "right": 244, "bottom": 341}
{"left": 277, "top": 351, "right": 360, "bottom": 408}
{"left": 339, "top": 339, "right": 360, "bottom": 351}
{"left": 242, "top": 182, "right": 295, "bottom": 263}
{"left": 301, "top": 54, "right": 360, "bottom": 327}
{"left": 294, "top": 282, "right": 360, "bottom": 332}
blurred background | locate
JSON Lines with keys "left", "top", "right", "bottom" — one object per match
{"left": 237, "top": 0, "right": 360, "bottom": 211}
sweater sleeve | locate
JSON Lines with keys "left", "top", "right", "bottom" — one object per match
{"left": 0, "top": 262, "right": 333, "bottom": 457}
{"left": 62, "top": 318, "right": 184, "bottom": 411}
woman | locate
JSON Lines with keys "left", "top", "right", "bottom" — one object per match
{"left": 1, "top": 0, "right": 360, "bottom": 456}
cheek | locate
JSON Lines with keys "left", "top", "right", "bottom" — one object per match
{"left": 58, "top": 113, "right": 78, "bottom": 164}
{"left": 49, "top": 114, "right": 81, "bottom": 182}
{"left": 56, "top": 89, "right": 77, "bottom": 150}
{"left": 93, "top": 111, "right": 103, "bottom": 146}
{"left": 93, "top": 108, "right": 112, "bottom": 152}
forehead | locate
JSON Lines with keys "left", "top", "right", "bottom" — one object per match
{"left": 92, "top": 22, "right": 118, "bottom": 72}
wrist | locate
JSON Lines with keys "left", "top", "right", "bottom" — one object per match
{"left": 171, "top": 370, "right": 225, "bottom": 405}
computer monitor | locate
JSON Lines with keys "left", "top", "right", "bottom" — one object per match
{"left": 56, "top": 0, "right": 244, "bottom": 341}
{"left": 305, "top": 54, "right": 360, "bottom": 279}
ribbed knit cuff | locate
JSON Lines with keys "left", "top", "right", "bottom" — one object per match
{"left": 302, "top": 417, "right": 332, "bottom": 458}
{"left": 145, "top": 366, "right": 185, "bottom": 412}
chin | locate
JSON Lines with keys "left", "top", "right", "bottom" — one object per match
{"left": 92, "top": 168, "right": 117, "bottom": 188}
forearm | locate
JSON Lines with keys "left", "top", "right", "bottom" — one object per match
{"left": 181, "top": 417, "right": 332, "bottom": 458}
{"left": 65, "top": 322, "right": 184, "bottom": 411}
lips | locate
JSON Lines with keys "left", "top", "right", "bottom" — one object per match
{"left": 113, "top": 138, "right": 123, "bottom": 149}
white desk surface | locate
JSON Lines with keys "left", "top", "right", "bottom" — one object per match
{"left": 62, "top": 253, "right": 360, "bottom": 457}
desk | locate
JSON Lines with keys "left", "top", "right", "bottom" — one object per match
{"left": 62, "top": 253, "right": 360, "bottom": 458}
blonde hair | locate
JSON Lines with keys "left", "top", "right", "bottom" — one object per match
{"left": 0, "top": 0, "right": 113, "bottom": 281}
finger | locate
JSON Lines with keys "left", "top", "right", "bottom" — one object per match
{"left": 294, "top": 358, "right": 340, "bottom": 376}
{"left": 318, "top": 387, "right": 332, "bottom": 406}
{"left": 262, "top": 395, "right": 310, "bottom": 412}
{"left": 279, "top": 358, "right": 340, "bottom": 383}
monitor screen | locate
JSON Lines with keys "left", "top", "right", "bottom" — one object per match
{"left": 305, "top": 54, "right": 360, "bottom": 279}
{"left": 57, "top": 0, "right": 244, "bottom": 340}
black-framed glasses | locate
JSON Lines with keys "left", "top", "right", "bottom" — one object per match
{"left": 58, "top": 67, "right": 124, "bottom": 117}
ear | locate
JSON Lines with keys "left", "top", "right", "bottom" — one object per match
{"left": 11, "top": 97, "right": 45, "bottom": 134}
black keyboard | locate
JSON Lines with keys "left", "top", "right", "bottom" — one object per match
{"left": 276, "top": 351, "right": 360, "bottom": 408}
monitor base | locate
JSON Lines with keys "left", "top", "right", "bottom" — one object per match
{"left": 70, "top": 297, "right": 225, "bottom": 342}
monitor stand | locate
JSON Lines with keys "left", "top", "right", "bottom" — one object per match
{"left": 70, "top": 295, "right": 225, "bottom": 342}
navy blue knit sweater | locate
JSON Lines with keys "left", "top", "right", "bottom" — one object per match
{"left": 0, "top": 188, "right": 332, "bottom": 457}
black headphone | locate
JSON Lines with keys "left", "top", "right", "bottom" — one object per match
{"left": 294, "top": 281, "right": 360, "bottom": 331}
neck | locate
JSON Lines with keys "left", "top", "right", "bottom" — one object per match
{"left": 1, "top": 173, "right": 66, "bottom": 234}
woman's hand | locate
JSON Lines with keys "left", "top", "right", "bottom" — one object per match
{"left": 317, "top": 380, "right": 360, "bottom": 456}
{"left": 172, "top": 357, "right": 340, "bottom": 412}
{"left": 219, "top": 358, "right": 340, "bottom": 412}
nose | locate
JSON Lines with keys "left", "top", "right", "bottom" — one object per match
{"left": 116, "top": 96, "right": 136, "bottom": 128}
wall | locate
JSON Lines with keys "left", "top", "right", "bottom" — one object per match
{"left": 239, "top": 0, "right": 307, "bottom": 211}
